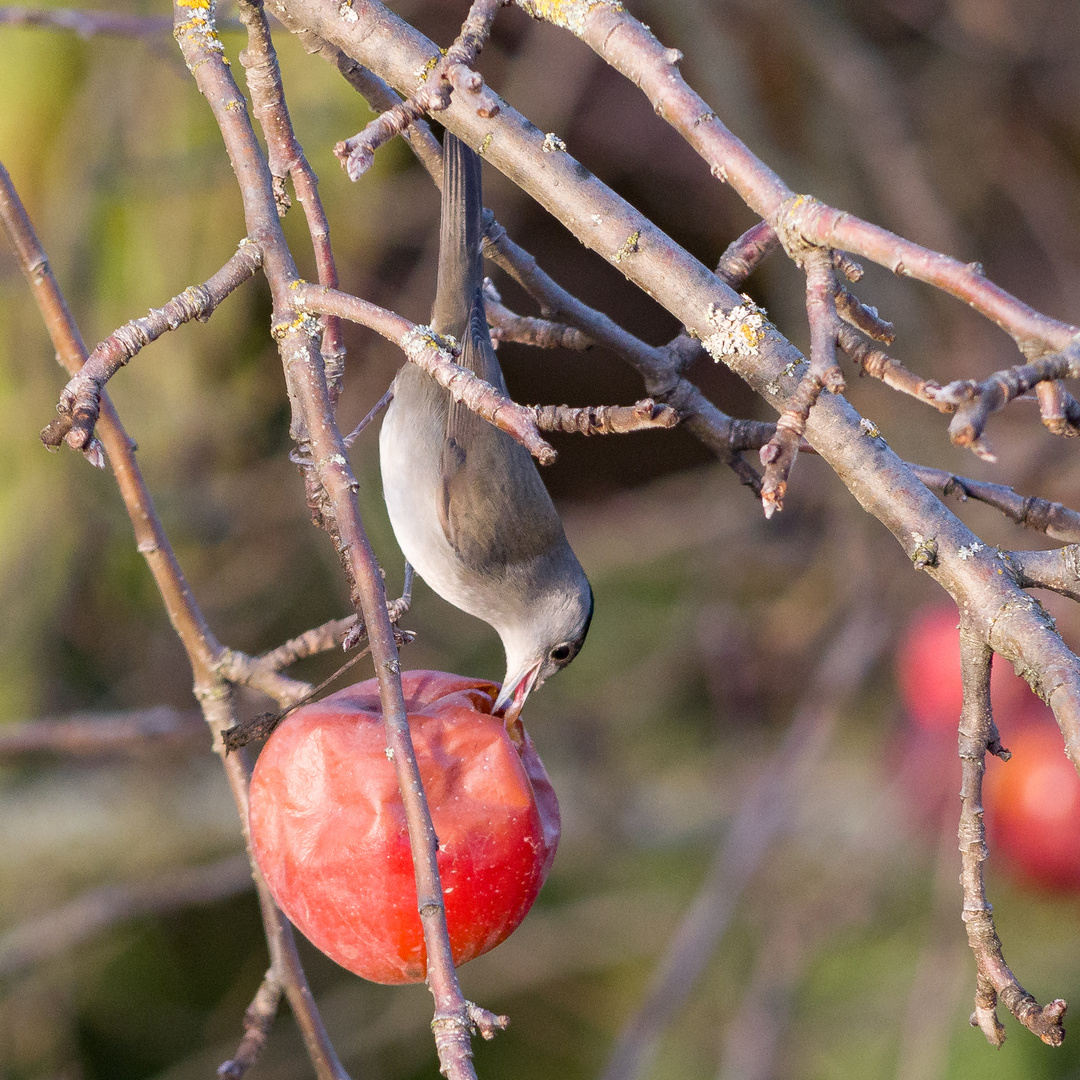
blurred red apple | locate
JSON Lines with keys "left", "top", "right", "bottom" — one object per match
{"left": 985, "top": 724, "right": 1080, "bottom": 892}
{"left": 248, "top": 669, "right": 560, "bottom": 984}
{"left": 896, "top": 605, "right": 1034, "bottom": 732}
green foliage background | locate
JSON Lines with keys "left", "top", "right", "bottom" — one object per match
{"left": 2, "top": 1, "right": 1080, "bottom": 1078}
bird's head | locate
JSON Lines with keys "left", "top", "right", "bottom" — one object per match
{"left": 494, "top": 577, "right": 593, "bottom": 724}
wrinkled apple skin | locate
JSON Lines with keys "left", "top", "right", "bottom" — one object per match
{"left": 249, "top": 670, "right": 560, "bottom": 984}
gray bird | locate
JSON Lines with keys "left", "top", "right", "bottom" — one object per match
{"left": 379, "top": 133, "right": 592, "bottom": 720}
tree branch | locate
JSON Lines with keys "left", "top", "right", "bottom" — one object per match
{"left": 172, "top": 3, "right": 489, "bottom": 1072}
{"left": 282, "top": 0, "right": 1080, "bottom": 782}
{"left": 911, "top": 465, "right": 1080, "bottom": 544}
{"left": 1011, "top": 547, "right": 1080, "bottom": 605}
{"left": 291, "top": 281, "right": 557, "bottom": 463}
{"left": 42, "top": 242, "right": 263, "bottom": 452}
{"left": 957, "top": 619, "right": 1066, "bottom": 1046}
{"left": 237, "top": 0, "right": 346, "bottom": 399}
{"left": 0, "top": 160, "right": 348, "bottom": 1080}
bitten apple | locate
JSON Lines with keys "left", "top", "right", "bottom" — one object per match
{"left": 248, "top": 669, "right": 560, "bottom": 984}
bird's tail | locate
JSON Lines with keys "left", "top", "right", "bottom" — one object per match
{"left": 431, "top": 133, "right": 485, "bottom": 339}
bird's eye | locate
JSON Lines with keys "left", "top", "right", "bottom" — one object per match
{"left": 550, "top": 643, "right": 572, "bottom": 663}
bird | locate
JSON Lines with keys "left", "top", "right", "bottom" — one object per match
{"left": 379, "top": 132, "right": 593, "bottom": 722}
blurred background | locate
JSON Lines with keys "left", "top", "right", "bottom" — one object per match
{"left": 2, "top": 0, "right": 1080, "bottom": 1077}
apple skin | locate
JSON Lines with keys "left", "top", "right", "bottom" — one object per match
{"left": 985, "top": 724, "right": 1080, "bottom": 893}
{"left": 896, "top": 606, "right": 1034, "bottom": 732}
{"left": 248, "top": 670, "right": 560, "bottom": 984}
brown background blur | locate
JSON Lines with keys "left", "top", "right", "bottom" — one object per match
{"left": 2, "top": 1, "right": 1080, "bottom": 1077}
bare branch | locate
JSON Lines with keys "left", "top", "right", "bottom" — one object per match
{"left": 485, "top": 292, "right": 591, "bottom": 350}
{"left": 236, "top": 0, "right": 346, "bottom": 397}
{"left": 760, "top": 249, "right": 843, "bottom": 517}
{"left": 713, "top": 220, "right": 779, "bottom": 289}
{"left": 1035, "top": 380, "right": 1080, "bottom": 437}
{"left": 218, "top": 972, "right": 284, "bottom": 1080}
{"left": 265, "top": 15, "right": 769, "bottom": 490}
{"left": 1011, "top": 547, "right": 1080, "bottom": 604}
{"left": 530, "top": 399, "right": 678, "bottom": 435}
{"left": 911, "top": 465, "right": 1080, "bottom": 544}
{"left": 293, "top": 281, "right": 557, "bottom": 463}
{"left": 932, "top": 345, "right": 1080, "bottom": 459}
{"left": 834, "top": 284, "right": 894, "bottom": 344}
{"left": 42, "top": 242, "right": 263, "bottom": 452}
{"left": 343, "top": 385, "right": 394, "bottom": 446}
{"left": 957, "top": 620, "right": 1066, "bottom": 1046}
{"left": 524, "top": 0, "right": 1079, "bottom": 357}
{"left": 334, "top": 0, "right": 503, "bottom": 179}
{"left": 838, "top": 326, "right": 943, "bottom": 407}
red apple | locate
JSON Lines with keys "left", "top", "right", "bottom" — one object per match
{"left": 896, "top": 605, "right": 1033, "bottom": 732}
{"left": 985, "top": 724, "right": 1080, "bottom": 892}
{"left": 248, "top": 669, "right": 560, "bottom": 984}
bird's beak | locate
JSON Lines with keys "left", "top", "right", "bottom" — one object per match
{"left": 494, "top": 660, "right": 542, "bottom": 728}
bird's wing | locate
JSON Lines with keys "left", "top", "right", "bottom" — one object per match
{"left": 438, "top": 291, "right": 561, "bottom": 567}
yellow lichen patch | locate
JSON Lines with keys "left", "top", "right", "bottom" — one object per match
{"left": 414, "top": 53, "right": 440, "bottom": 84}
{"left": 611, "top": 230, "right": 640, "bottom": 264}
{"left": 272, "top": 312, "right": 320, "bottom": 341}
{"left": 515, "top": 0, "right": 623, "bottom": 38}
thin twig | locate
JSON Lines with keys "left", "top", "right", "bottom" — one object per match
{"left": 714, "top": 220, "right": 779, "bottom": 288}
{"left": 236, "top": 0, "right": 346, "bottom": 396}
{"left": 1010, "top": 547, "right": 1080, "bottom": 604}
{"left": 334, "top": 0, "right": 503, "bottom": 179}
{"left": 911, "top": 465, "right": 1080, "bottom": 544}
{"left": 834, "top": 284, "right": 895, "bottom": 343}
{"left": 932, "top": 345, "right": 1080, "bottom": 460}
{"left": 485, "top": 295, "right": 592, "bottom": 350}
{"left": 529, "top": 399, "right": 678, "bottom": 435}
{"left": 218, "top": 971, "right": 284, "bottom": 1080}
{"left": 42, "top": 242, "right": 263, "bottom": 452}
{"left": 957, "top": 619, "right": 1066, "bottom": 1046}
{"left": 1, "top": 160, "right": 348, "bottom": 1080}
{"left": 759, "top": 251, "right": 842, "bottom": 516}
{"left": 1035, "top": 380, "right": 1080, "bottom": 437}
{"left": 343, "top": 385, "right": 394, "bottom": 446}
{"left": 838, "top": 326, "right": 943, "bottom": 407}
{"left": 259, "top": 615, "right": 361, "bottom": 670}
